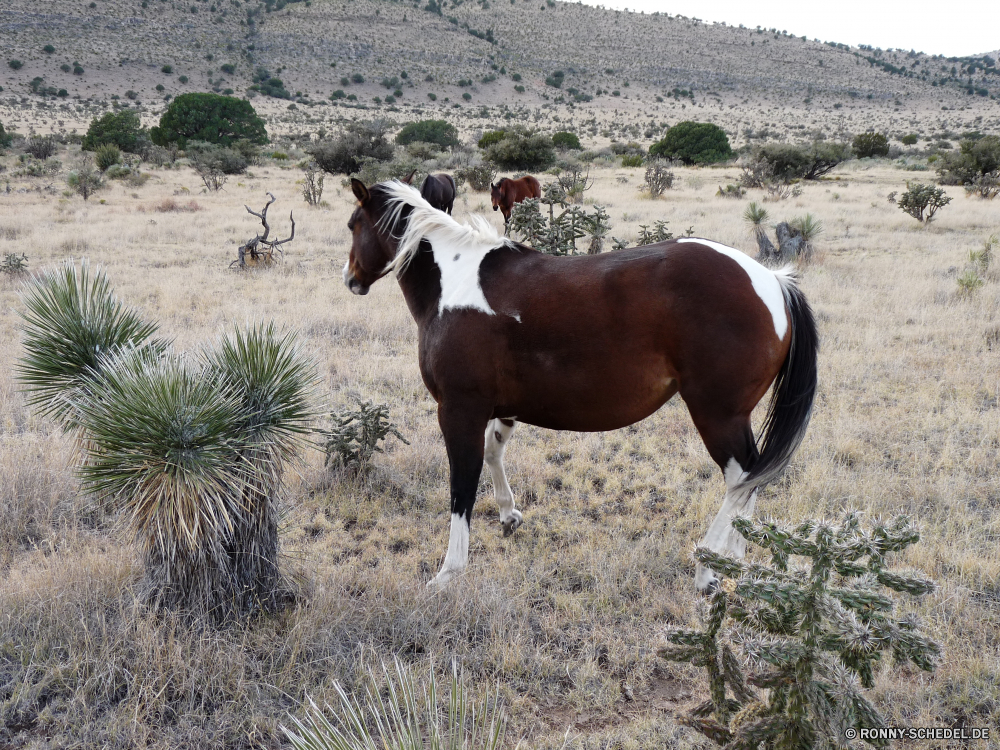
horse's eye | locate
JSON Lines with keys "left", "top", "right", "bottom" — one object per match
{"left": 347, "top": 218, "right": 355, "bottom": 231}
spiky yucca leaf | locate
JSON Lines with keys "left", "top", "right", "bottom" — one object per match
{"left": 17, "top": 261, "right": 164, "bottom": 428}
{"left": 74, "top": 348, "right": 249, "bottom": 554}
{"left": 282, "top": 658, "right": 507, "bottom": 750}
{"left": 203, "top": 322, "right": 318, "bottom": 457}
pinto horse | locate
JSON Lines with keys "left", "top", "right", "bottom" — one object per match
{"left": 344, "top": 179, "right": 818, "bottom": 591}
{"left": 490, "top": 176, "right": 542, "bottom": 229}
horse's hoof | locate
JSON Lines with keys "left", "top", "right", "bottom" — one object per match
{"left": 501, "top": 513, "right": 523, "bottom": 537}
{"left": 694, "top": 563, "right": 721, "bottom": 595}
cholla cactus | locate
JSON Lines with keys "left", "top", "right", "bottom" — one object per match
{"left": 508, "top": 186, "right": 614, "bottom": 256}
{"left": 660, "top": 513, "right": 940, "bottom": 750}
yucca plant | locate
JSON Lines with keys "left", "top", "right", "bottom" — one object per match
{"left": 202, "top": 323, "right": 318, "bottom": 613}
{"left": 18, "top": 261, "right": 165, "bottom": 430}
{"left": 790, "top": 213, "right": 823, "bottom": 243}
{"left": 744, "top": 201, "right": 777, "bottom": 263}
{"left": 73, "top": 347, "right": 253, "bottom": 616}
{"left": 282, "top": 658, "right": 507, "bottom": 750}
{"left": 18, "top": 264, "right": 318, "bottom": 622}
{"left": 660, "top": 513, "right": 940, "bottom": 749}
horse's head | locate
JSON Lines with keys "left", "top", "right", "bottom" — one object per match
{"left": 490, "top": 180, "right": 503, "bottom": 212}
{"left": 344, "top": 178, "right": 398, "bottom": 295}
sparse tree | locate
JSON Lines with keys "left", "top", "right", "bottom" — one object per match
{"left": 852, "top": 131, "right": 890, "bottom": 158}
{"left": 302, "top": 161, "right": 324, "bottom": 205}
{"left": 67, "top": 157, "right": 105, "bottom": 201}
{"left": 897, "top": 182, "right": 952, "bottom": 223}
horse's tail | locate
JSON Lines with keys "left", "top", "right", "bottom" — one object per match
{"left": 739, "top": 268, "right": 819, "bottom": 492}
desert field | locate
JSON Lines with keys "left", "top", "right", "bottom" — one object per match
{"left": 1, "top": 148, "right": 999, "bottom": 748}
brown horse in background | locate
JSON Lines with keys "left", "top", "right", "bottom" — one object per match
{"left": 343, "top": 179, "right": 819, "bottom": 592}
{"left": 490, "top": 175, "right": 541, "bottom": 229}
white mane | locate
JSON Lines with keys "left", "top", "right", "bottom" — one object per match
{"left": 377, "top": 181, "right": 511, "bottom": 275}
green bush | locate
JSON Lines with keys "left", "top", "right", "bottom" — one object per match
{"left": 307, "top": 120, "right": 393, "bottom": 175}
{"left": 897, "top": 182, "right": 952, "bottom": 223}
{"left": 188, "top": 142, "right": 250, "bottom": 175}
{"left": 43, "top": 45, "right": 55, "bottom": 54}
{"left": 552, "top": 131, "right": 581, "bottom": 150}
{"left": 8, "top": 60, "right": 23, "bottom": 70}
{"left": 936, "top": 135, "right": 1000, "bottom": 185}
{"left": 482, "top": 128, "right": 555, "bottom": 171}
{"left": 621, "top": 154, "right": 643, "bottom": 167}
{"left": 901, "top": 133, "right": 919, "bottom": 146}
{"left": 852, "top": 131, "right": 889, "bottom": 158}
{"left": 94, "top": 144, "right": 122, "bottom": 172}
{"left": 395, "top": 119, "right": 459, "bottom": 149}
{"left": 220, "top": 63, "right": 236, "bottom": 75}
{"left": 150, "top": 93, "right": 268, "bottom": 149}
{"left": 250, "top": 67, "right": 291, "bottom": 99}
{"left": 82, "top": 110, "right": 148, "bottom": 153}
{"left": 649, "top": 121, "right": 732, "bottom": 165}
{"left": 477, "top": 129, "right": 506, "bottom": 149}
{"left": 754, "top": 141, "right": 850, "bottom": 180}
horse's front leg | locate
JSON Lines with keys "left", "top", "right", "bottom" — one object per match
{"left": 429, "top": 401, "right": 492, "bottom": 588}
{"left": 484, "top": 418, "right": 522, "bottom": 536}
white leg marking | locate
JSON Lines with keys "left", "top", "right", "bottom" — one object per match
{"left": 695, "top": 458, "right": 756, "bottom": 592}
{"left": 484, "top": 419, "right": 522, "bottom": 535}
{"left": 429, "top": 512, "right": 470, "bottom": 588}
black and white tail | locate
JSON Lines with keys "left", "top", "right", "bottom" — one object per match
{"left": 740, "top": 269, "right": 819, "bottom": 491}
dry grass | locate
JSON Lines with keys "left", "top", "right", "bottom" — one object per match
{"left": 1, "top": 144, "right": 999, "bottom": 748}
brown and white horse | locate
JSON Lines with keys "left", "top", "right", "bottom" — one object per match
{"left": 344, "top": 179, "right": 818, "bottom": 591}
{"left": 490, "top": 175, "right": 542, "bottom": 229}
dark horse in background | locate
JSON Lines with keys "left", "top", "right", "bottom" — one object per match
{"left": 343, "top": 179, "right": 818, "bottom": 591}
{"left": 490, "top": 175, "right": 542, "bottom": 230}
{"left": 403, "top": 171, "right": 457, "bottom": 214}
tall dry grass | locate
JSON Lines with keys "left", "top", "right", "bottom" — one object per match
{"left": 0, "top": 149, "right": 998, "bottom": 748}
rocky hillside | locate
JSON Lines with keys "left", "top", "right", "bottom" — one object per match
{"left": 2, "top": 0, "right": 998, "bottom": 142}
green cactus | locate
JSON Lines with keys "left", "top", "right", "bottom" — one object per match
{"left": 659, "top": 513, "right": 941, "bottom": 749}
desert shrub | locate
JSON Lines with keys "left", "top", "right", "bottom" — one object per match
{"left": 852, "top": 131, "right": 890, "bottom": 158}
{"left": 545, "top": 70, "right": 564, "bottom": 88}
{"left": 67, "top": 159, "right": 105, "bottom": 201}
{"left": 94, "top": 144, "right": 122, "bottom": 172}
{"left": 738, "top": 155, "right": 774, "bottom": 188}
{"left": 83, "top": 110, "right": 148, "bottom": 154}
{"left": 189, "top": 143, "right": 249, "bottom": 175}
{"left": 330, "top": 89, "right": 346, "bottom": 100}
{"left": 0, "top": 120, "right": 12, "bottom": 150}
{"left": 508, "top": 183, "right": 610, "bottom": 256}
{"left": 150, "top": 93, "right": 268, "bottom": 149}
{"left": 482, "top": 128, "right": 555, "bottom": 171}
{"left": 477, "top": 129, "right": 506, "bottom": 149}
{"left": 661, "top": 513, "right": 939, "bottom": 748}
{"left": 965, "top": 172, "right": 1000, "bottom": 199}
{"left": 395, "top": 119, "right": 459, "bottom": 149}
{"left": 454, "top": 163, "right": 497, "bottom": 192}
{"left": 302, "top": 161, "right": 324, "bottom": 205}
{"left": 621, "top": 154, "right": 643, "bottom": 167}
{"left": 936, "top": 135, "right": 1000, "bottom": 185}
{"left": 250, "top": 67, "right": 291, "bottom": 99}
{"left": 1, "top": 253, "right": 29, "bottom": 276}
{"left": 901, "top": 133, "right": 919, "bottom": 146}
{"left": 307, "top": 120, "right": 393, "bottom": 175}
{"left": 754, "top": 141, "right": 849, "bottom": 180}
{"left": 321, "top": 396, "right": 408, "bottom": 470}
{"left": 283, "top": 659, "right": 506, "bottom": 750}
{"left": 8, "top": 59, "right": 23, "bottom": 70}
{"left": 897, "top": 182, "right": 952, "bottom": 223}
{"left": 351, "top": 73, "right": 364, "bottom": 84}
{"left": 220, "top": 63, "right": 236, "bottom": 75}
{"left": 552, "top": 131, "right": 581, "bottom": 150}
{"left": 643, "top": 159, "right": 674, "bottom": 196}
{"left": 650, "top": 121, "right": 732, "bottom": 165}
{"left": 25, "top": 136, "right": 57, "bottom": 160}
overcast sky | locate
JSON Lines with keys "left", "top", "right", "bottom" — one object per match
{"left": 576, "top": 0, "right": 999, "bottom": 58}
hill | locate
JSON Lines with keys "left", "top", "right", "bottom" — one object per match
{"left": 1, "top": 0, "right": 999, "bottom": 145}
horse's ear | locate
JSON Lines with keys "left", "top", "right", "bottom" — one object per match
{"left": 402, "top": 169, "right": 416, "bottom": 185}
{"left": 351, "top": 178, "right": 370, "bottom": 205}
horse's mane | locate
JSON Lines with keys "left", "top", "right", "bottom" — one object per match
{"left": 377, "top": 181, "right": 510, "bottom": 274}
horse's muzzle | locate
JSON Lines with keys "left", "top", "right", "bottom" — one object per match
{"left": 492, "top": 205, "right": 498, "bottom": 211}
{"left": 343, "top": 262, "right": 370, "bottom": 295}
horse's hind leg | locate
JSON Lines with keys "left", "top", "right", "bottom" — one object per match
{"left": 687, "top": 410, "right": 760, "bottom": 592}
{"left": 484, "top": 418, "right": 522, "bottom": 536}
